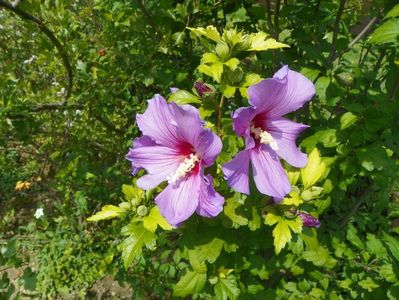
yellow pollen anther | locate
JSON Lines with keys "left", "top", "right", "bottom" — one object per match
{"left": 250, "top": 125, "right": 279, "bottom": 151}
{"left": 167, "top": 153, "right": 199, "bottom": 184}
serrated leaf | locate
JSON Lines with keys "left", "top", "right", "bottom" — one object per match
{"left": 281, "top": 191, "right": 303, "bottom": 206}
{"left": 265, "top": 212, "right": 303, "bottom": 254}
{"left": 122, "top": 184, "right": 143, "bottom": 206}
{"left": 142, "top": 206, "right": 173, "bottom": 232}
{"left": 188, "top": 238, "right": 224, "bottom": 272}
{"left": 248, "top": 32, "right": 289, "bottom": 51}
{"left": 169, "top": 90, "right": 201, "bottom": 105}
{"left": 87, "top": 205, "right": 124, "bottom": 221}
{"left": 202, "top": 52, "right": 220, "bottom": 64}
{"left": 222, "top": 85, "right": 236, "bottom": 98}
{"left": 301, "top": 148, "right": 326, "bottom": 189}
{"left": 358, "top": 277, "right": 379, "bottom": 292}
{"left": 214, "top": 275, "right": 241, "bottom": 300}
{"left": 369, "top": 18, "right": 399, "bottom": 44}
{"left": 187, "top": 25, "right": 221, "bottom": 42}
{"left": 121, "top": 223, "right": 156, "bottom": 268}
{"left": 224, "top": 58, "right": 239, "bottom": 70}
{"left": 173, "top": 270, "right": 207, "bottom": 297}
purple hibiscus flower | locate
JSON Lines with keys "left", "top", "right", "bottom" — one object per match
{"left": 222, "top": 65, "right": 315, "bottom": 199}
{"left": 126, "top": 95, "right": 224, "bottom": 226}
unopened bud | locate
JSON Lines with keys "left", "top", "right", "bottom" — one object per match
{"left": 137, "top": 205, "right": 148, "bottom": 217}
{"left": 299, "top": 212, "right": 320, "bottom": 228}
{"left": 194, "top": 81, "right": 213, "bottom": 97}
{"left": 215, "top": 42, "right": 230, "bottom": 60}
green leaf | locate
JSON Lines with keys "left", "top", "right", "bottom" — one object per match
{"left": 224, "top": 197, "right": 248, "bottom": 228}
{"left": 173, "top": 270, "right": 207, "bottom": 297}
{"left": 187, "top": 25, "right": 221, "bottom": 42}
{"left": 87, "top": 205, "right": 124, "bottom": 221}
{"left": 346, "top": 224, "right": 364, "bottom": 249}
{"left": 369, "top": 18, "right": 399, "bottom": 44}
{"left": 222, "top": 85, "right": 236, "bottom": 98}
{"left": 122, "top": 184, "right": 143, "bottom": 206}
{"left": 265, "top": 212, "right": 302, "bottom": 254}
{"left": 383, "top": 233, "right": 399, "bottom": 262}
{"left": 301, "top": 129, "right": 339, "bottom": 151}
{"left": 142, "top": 206, "right": 173, "bottom": 232}
{"left": 188, "top": 238, "right": 224, "bottom": 273}
{"left": 202, "top": 52, "right": 220, "bottom": 64}
{"left": 301, "top": 148, "right": 326, "bottom": 189}
{"left": 248, "top": 207, "right": 261, "bottom": 231}
{"left": 302, "top": 246, "right": 337, "bottom": 268}
{"left": 358, "top": 277, "right": 379, "bottom": 292}
{"left": 315, "top": 76, "right": 330, "bottom": 103}
{"left": 366, "top": 233, "right": 387, "bottom": 259}
{"left": 385, "top": 4, "right": 399, "bottom": 19}
{"left": 248, "top": 31, "right": 289, "bottom": 51}
{"left": 214, "top": 275, "right": 241, "bottom": 300}
{"left": 340, "top": 112, "right": 358, "bottom": 130}
{"left": 224, "top": 58, "right": 240, "bottom": 70}
{"left": 121, "top": 223, "right": 156, "bottom": 268}
{"left": 168, "top": 90, "right": 201, "bottom": 105}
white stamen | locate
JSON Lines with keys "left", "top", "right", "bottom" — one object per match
{"left": 250, "top": 125, "right": 279, "bottom": 151}
{"left": 167, "top": 153, "right": 199, "bottom": 184}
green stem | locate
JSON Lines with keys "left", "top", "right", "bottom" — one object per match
{"left": 217, "top": 95, "right": 225, "bottom": 135}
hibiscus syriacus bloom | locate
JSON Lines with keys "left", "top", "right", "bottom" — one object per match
{"left": 222, "top": 65, "right": 315, "bottom": 199}
{"left": 126, "top": 95, "right": 224, "bottom": 226}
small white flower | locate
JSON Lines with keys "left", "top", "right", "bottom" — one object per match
{"left": 56, "top": 87, "right": 66, "bottom": 97}
{"left": 75, "top": 109, "right": 82, "bottom": 116}
{"left": 34, "top": 208, "right": 44, "bottom": 219}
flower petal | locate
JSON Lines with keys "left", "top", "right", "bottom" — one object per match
{"left": 222, "top": 150, "right": 250, "bottom": 194}
{"left": 195, "top": 129, "right": 222, "bottom": 167}
{"left": 232, "top": 106, "right": 256, "bottom": 136}
{"left": 128, "top": 145, "right": 182, "bottom": 189}
{"left": 126, "top": 135, "right": 157, "bottom": 175}
{"left": 248, "top": 65, "right": 315, "bottom": 118}
{"left": 264, "top": 118, "right": 309, "bottom": 168}
{"left": 196, "top": 174, "right": 224, "bottom": 218}
{"left": 136, "top": 94, "right": 181, "bottom": 147}
{"left": 250, "top": 146, "right": 291, "bottom": 198}
{"left": 155, "top": 173, "right": 201, "bottom": 226}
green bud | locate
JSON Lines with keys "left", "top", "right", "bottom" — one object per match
{"left": 301, "top": 186, "right": 323, "bottom": 201}
{"left": 215, "top": 42, "right": 230, "bottom": 60}
{"left": 300, "top": 190, "right": 313, "bottom": 201}
{"left": 137, "top": 205, "right": 148, "bottom": 216}
{"left": 119, "top": 201, "right": 131, "bottom": 212}
{"left": 224, "top": 68, "right": 245, "bottom": 85}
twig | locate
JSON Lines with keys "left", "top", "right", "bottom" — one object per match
{"left": 0, "top": 0, "right": 73, "bottom": 103}
{"left": 327, "top": 0, "right": 347, "bottom": 65}
{"left": 274, "top": 0, "right": 281, "bottom": 40}
{"left": 331, "top": 17, "right": 378, "bottom": 62}
{"left": 265, "top": 0, "right": 274, "bottom": 38}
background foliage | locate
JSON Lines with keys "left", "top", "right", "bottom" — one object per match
{"left": 1, "top": 0, "right": 399, "bottom": 299}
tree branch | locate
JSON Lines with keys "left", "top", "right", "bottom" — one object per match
{"left": 0, "top": 0, "right": 73, "bottom": 103}
{"left": 327, "top": 0, "right": 347, "bottom": 65}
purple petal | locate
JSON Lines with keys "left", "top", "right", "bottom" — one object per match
{"left": 250, "top": 146, "right": 291, "bottom": 198}
{"left": 247, "top": 65, "right": 315, "bottom": 118}
{"left": 222, "top": 150, "right": 250, "bottom": 194}
{"left": 127, "top": 145, "right": 181, "bottom": 189}
{"left": 300, "top": 212, "right": 320, "bottom": 228}
{"left": 232, "top": 107, "right": 256, "bottom": 137}
{"left": 170, "top": 87, "right": 179, "bottom": 93}
{"left": 195, "top": 129, "right": 222, "bottom": 167}
{"left": 155, "top": 172, "right": 201, "bottom": 226}
{"left": 136, "top": 94, "right": 182, "bottom": 147}
{"left": 169, "top": 102, "right": 205, "bottom": 147}
{"left": 196, "top": 174, "right": 224, "bottom": 217}
{"left": 264, "top": 118, "right": 309, "bottom": 168}
{"left": 127, "top": 136, "right": 157, "bottom": 176}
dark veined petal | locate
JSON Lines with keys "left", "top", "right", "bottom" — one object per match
{"left": 155, "top": 172, "right": 202, "bottom": 226}
{"left": 248, "top": 65, "right": 315, "bottom": 118}
{"left": 127, "top": 145, "right": 182, "bottom": 189}
{"left": 196, "top": 174, "right": 224, "bottom": 218}
{"left": 232, "top": 106, "right": 256, "bottom": 137}
{"left": 250, "top": 145, "right": 291, "bottom": 199}
{"left": 136, "top": 94, "right": 182, "bottom": 147}
{"left": 222, "top": 150, "right": 251, "bottom": 195}
{"left": 263, "top": 117, "right": 309, "bottom": 168}
{"left": 195, "top": 129, "right": 222, "bottom": 167}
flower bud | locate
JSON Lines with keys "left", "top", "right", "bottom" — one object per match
{"left": 215, "top": 42, "right": 230, "bottom": 60}
{"left": 299, "top": 212, "right": 320, "bottom": 228}
{"left": 194, "top": 81, "right": 213, "bottom": 97}
{"left": 224, "top": 68, "right": 245, "bottom": 86}
{"left": 137, "top": 205, "right": 148, "bottom": 216}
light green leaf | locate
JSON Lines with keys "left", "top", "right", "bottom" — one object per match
{"left": 214, "top": 275, "right": 241, "bottom": 300}
{"left": 315, "top": 76, "right": 330, "bottom": 103}
{"left": 302, "top": 246, "right": 336, "bottom": 268}
{"left": 187, "top": 25, "right": 222, "bottom": 42}
{"left": 301, "top": 148, "right": 326, "bottom": 189}
{"left": 281, "top": 191, "right": 303, "bottom": 206}
{"left": 142, "top": 206, "right": 173, "bottom": 232}
{"left": 383, "top": 233, "right": 399, "bottom": 262}
{"left": 265, "top": 212, "right": 302, "bottom": 254}
{"left": 366, "top": 233, "right": 387, "bottom": 259}
{"left": 122, "top": 184, "right": 143, "bottom": 206}
{"left": 87, "top": 205, "right": 124, "bottom": 222}
{"left": 346, "top": 224, "right": 365, "bottom": 249}
{"left": 168, "top": 90, "right": 201, "bottom": 105}
{"left": 222, "top": 85, "right": 236, "bottom": 98}
{"left": 248, "top": 207, "right": 261, "bottom": 231}
{"left": 358, "top": 277, "right": 379, "bottom": 292}
{"left": 385, "top": 4, "right": 399, "bottom": 19}
{"left": 224, "top": 58, "right": 240, "bottom": 70}
{"left": 369, "top": 18, "right": 399, "bottom": 44}
{"left": 248, "top": 32, "right": 289, "bottom": 51}
{"left": 340, "top": 112, "right": 358, "bottom": 130}
{"left": 188, "top": 238, "right": 224, "bottom": 272}
{"left": 202, "top": 52, "right": 220, "bottom": 64}
{"left": 121, "top": 223, "right": 156, "bottom": 268}
{"left": 173, "top": 270, "right": 207, "bottom": 297}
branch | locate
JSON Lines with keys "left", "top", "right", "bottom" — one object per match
{"left": 0, "top": 0, "right": 73, "bottom": 103}
{"left": 327, "top": 0, "right": 347, "bottom": 65}
{"left": 331, "top": 17, "right": 378, "bottom": 62}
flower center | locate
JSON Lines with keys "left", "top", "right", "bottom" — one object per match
{"left": 250, "top": 125, "right": 279, "bottom": 151}
{"left": 167, "top": 153, "right": 199, "bottom": 184}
